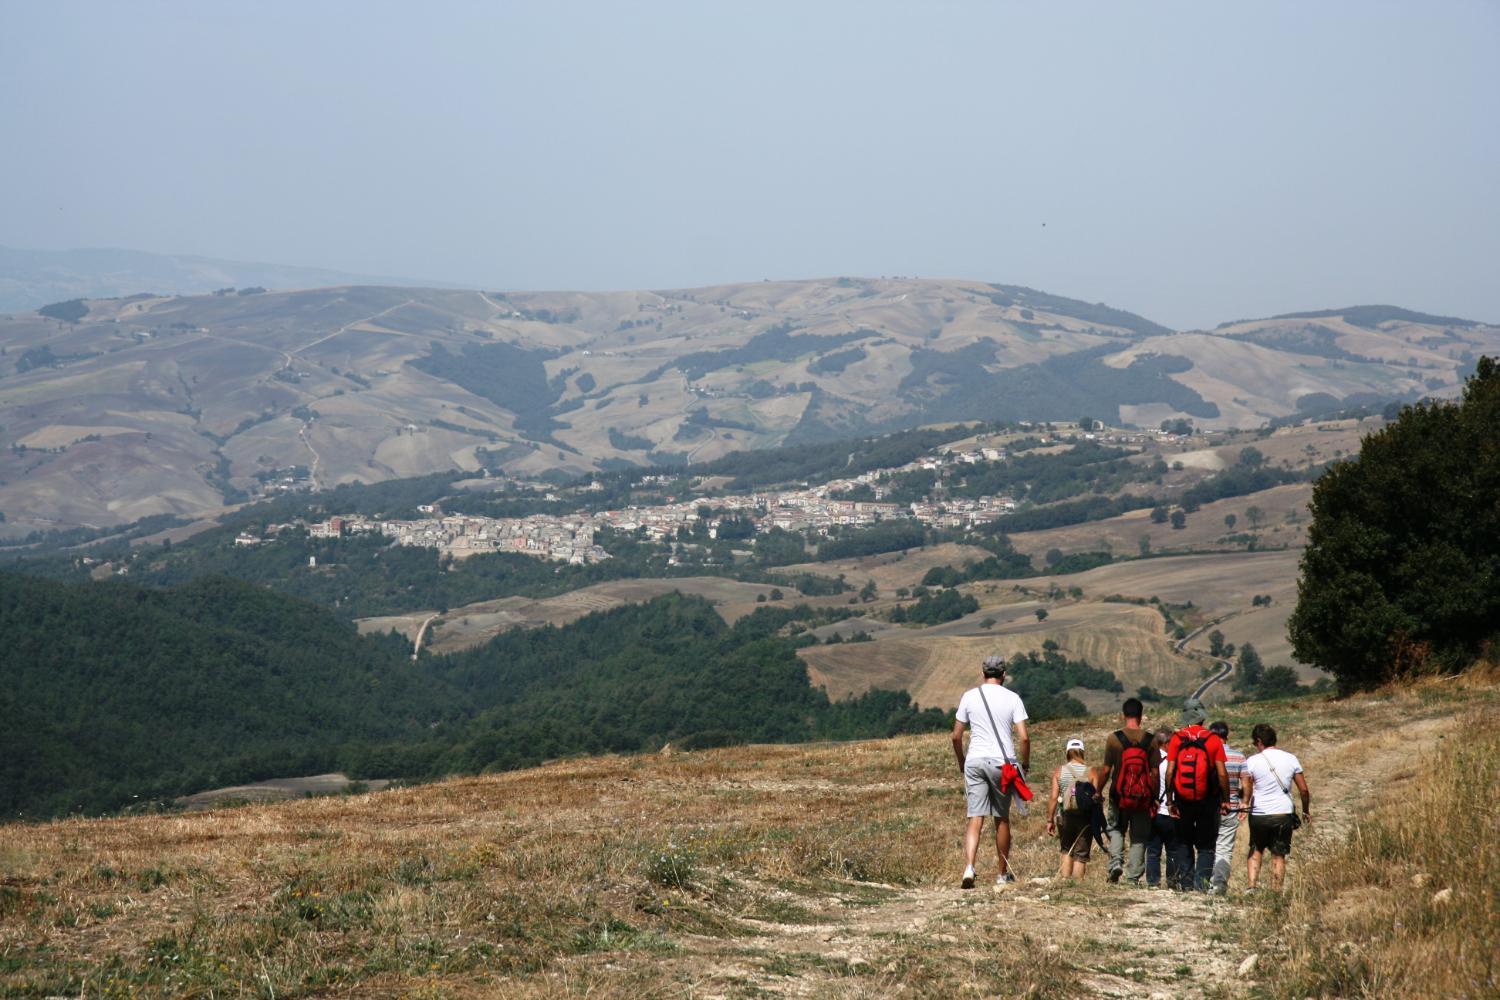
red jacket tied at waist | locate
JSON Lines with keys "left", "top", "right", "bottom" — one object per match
{"left": 1000, "top": 763, "right": 1033, "bottom": 801}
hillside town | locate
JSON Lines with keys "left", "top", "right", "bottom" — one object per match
{"left": 240, "top": 440, "right": 1047, "bottom": 564}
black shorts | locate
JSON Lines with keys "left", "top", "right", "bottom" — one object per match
{"left": 1248, "top": 813, "right": 1296, "bottom": 857}
{"left": 1057, "top": 813, "right": 1094, "bottom": 860}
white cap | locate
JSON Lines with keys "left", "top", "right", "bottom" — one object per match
{"left": 1065, "top": 738, "right": 1085, "bottom": 752}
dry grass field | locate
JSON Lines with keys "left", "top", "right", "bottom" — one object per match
{"left": 178, "top": 775, "right": 394, "bottom": 812}
{"left": 794, "top": 550, "right": 1309, "bottom": 711}
{"left": 1003, "top": 483, "right": 1313, "bottom": 562}
{"left": 801, "top": 597, "right": 1200, "bottom": 711}
{"left": 781, "top": 544, "right": 997, "bottom": 594}
{"left": 1193, "top": 604, "right": 1305, "bottom": 680}
{"left": 1041, "top": 550, "right": 1309, "bottom": 673}
{"left": 1213, "top": 418, "right": 1377, "bottom": 471}
{"left": 358, "top": 577, "right": 806, "bottom": 655}
{"left": 2, "top": 677, "right": 1491, "bottom": 999}
{"left": 1039, "top": 550, "right": 1302, "bottom": 619}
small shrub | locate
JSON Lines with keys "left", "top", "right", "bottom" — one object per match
{"left": 644, "top": 845, "right": 697, "bottom": 889}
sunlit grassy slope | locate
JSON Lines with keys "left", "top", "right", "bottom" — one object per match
{"left": 1, "top": 675, "right": 1492, "bottom": 998}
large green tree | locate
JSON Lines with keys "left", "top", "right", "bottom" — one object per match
{"left": 1288, "top": 358, "right": 1500, "bottom": 689}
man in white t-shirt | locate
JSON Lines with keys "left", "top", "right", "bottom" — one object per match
{"left": 1239, "top": 722, "right": 1311, "bottom": 892}
{"left": 951, "top": 654, "right": 1031, "bottom": 888}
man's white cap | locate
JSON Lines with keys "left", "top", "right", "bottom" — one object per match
{"left": 1065, "top": 738, "right": 1085, "bottom": 752}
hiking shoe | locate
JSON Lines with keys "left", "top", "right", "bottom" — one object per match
{"left": 996, "top": 872, "right": 1016, "bottom": 885}
{"left": 1107, "top": 869, "right": 1122, "bottom": 884}
{"left": 961, "top": 866, "right": 976, "bottom": 890}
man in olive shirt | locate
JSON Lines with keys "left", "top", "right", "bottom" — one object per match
{"left": 1093, "top": 697, "right": 1158, "bottom": 884}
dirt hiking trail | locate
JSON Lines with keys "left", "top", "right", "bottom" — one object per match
{"left": 542, "top": 693, "right": 1461, "bottom": 999}
{"left": 0, "top": 684, "right": 1476, "bottom": 1000}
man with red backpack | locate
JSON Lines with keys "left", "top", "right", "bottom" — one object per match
{"left": 1164, "top": 698, "right": 1232, "bottom": 891}
{"left": 1093, "top": 697, "right": 1159, "bottom": 885}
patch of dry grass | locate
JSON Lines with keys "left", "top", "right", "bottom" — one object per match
{"left": 1, "top": 679, "right": 1491, "bottom": 998}
{"left": 1244, "top": 675, "right": 1499, "bottom": 999}
{"left": 0, "top": 732, "right": 1080, "bottom": 998}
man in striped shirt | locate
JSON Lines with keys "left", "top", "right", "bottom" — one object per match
{"left": 1209, "top": 720, "right": 1247, "bottom": 895}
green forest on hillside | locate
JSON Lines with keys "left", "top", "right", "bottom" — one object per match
{"left": 0, "top": 574, "right": 944, "bottom": 820}
{"left": 1290, "top": 357, "right": 1500, "bottom": 688}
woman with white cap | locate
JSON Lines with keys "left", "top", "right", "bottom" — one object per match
{"left": 1046, "top": 737, "right": 1096, "bottom": 879}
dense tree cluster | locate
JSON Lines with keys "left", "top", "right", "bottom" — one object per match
{"left": 816, "top": 521, "right": 932, "bottom": 562}
{"left": 1004, "top": 649, "right": 1125, "bottom": 720}
{"left": 888, "top": 588, "right": 978, "bottom": 624}
{"left": 1289, "top": 358, "right": 1500, "bottom": 689}
{"left": 688, "top": 424, "right": 988, "bottom": 491}
{"left": 37, "top": 298, "right": 89, "bottom": 322}
{"left": 0, "top": 575, "right": 945, "bottom": 820}
{"left": 0, "top": 573, "right": 436, "bottom": 819}
{"left": 1176, "top": 462, "right": 1306, "bottom": 510}
{"left": 944, "top": 442, "right": 1155, "bottom": 504}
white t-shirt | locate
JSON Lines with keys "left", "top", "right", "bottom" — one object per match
{"left": 1157, "top": 756, "right": 1171, "bottom": 810}
{"left": 955, "top": 684, "right": 1028, "bottom": 763}
{"left": 1245, "top": 747, "right": 1303, "bottom": 816}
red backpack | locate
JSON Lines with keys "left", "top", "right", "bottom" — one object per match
{"left": 1172, "top": 730, "right": 1218, "bottom": 803}
{"left": 1113, "top": 730, "right": 1154, "bottom": 811}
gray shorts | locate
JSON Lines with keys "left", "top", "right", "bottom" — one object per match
{"left": 964, "top": 757, "right": 1013, "bottom": 819}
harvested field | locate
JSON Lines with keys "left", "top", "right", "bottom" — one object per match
{"left": 178, "top": 774, "right": 393, "bottom": 811}
{"left": 802, "top": 598, "right": 1199, "bottom": 710}
{"left": 1214, "top": 417, "right": 1378, "bottom": 470}
{"left": 1196, "top": 601, "right": 1306, "bottom": 679}
{"left": 360, "top": 577, "right": 804, "bottom": 655}
{"left": 1039, "top": 549, "right": 1303, "bottom": 619}
{"left": 782, "top": 543, "right": 996, "bottom": 592}
{"left": 1005, "top": 483, "right": 1312, "bottom": 560}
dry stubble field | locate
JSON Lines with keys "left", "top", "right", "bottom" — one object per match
{"left": 3, "top": 676, "right": 1493, "bottom": 999}
{"left": 358, "top": 577, "right": 808, "bottom": 656}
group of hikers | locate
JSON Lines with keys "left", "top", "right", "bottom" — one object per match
{"left": 951, "top": 654, "right": 1311, "bottom": 892}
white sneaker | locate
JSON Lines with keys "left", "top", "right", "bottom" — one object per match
{"left": 961, "top": 866, "right": 976, "bottom": 890}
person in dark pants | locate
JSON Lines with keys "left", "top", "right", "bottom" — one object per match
{"left": 1164, "top": 699, "right": 1231, "bottom": 891}
{"left": 1094, "top": 698, "right": 1159, "bottom": 885}
{"left": 1144, "top": 726, "right": 1179, "bottom": 888}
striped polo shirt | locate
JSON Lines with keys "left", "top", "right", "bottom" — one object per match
{"left": 1223, "top": 744, "right": 1247, "bottom": 809}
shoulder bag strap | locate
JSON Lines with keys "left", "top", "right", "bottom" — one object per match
{"left": 1264, "top": 751, "right": 1292, "bottom": 795}
{"left": 975, "top": 686, "right": 1017, "bottom": 767}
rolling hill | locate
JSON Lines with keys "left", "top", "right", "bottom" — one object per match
{"left": 1, "top": 277, "right": 1494, "bottom": 534}
{"left": 0, "top": 244, "right": 450, "bottom": 314}
{"left": 2, "top": 674, "right": 1487, "bottom": 999}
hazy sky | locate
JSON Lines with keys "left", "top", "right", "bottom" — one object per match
{"left": 2, "top": 1, "right": 1496, "bottom": 329}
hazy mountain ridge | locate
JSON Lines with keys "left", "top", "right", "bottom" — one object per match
{"left": 0, "top": 276, "right": 1495, "bottom": 534}
{"left": 0, "top": 244, "right": 454, "bottom": 314}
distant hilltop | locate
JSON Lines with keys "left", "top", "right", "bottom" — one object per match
{"left": 0, "top": 274, "right": 1494, "bottom": 533}
{"left": 0, "top": 244, "right": 456, "bottom": 314}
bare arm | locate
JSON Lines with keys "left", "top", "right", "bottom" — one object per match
{"left": 951, "top": 719, "right": 967, "bottom": 771}
{"left": 1015, "top": 720, "right": 1030, "bottom": 774}
{"left": 1165, "top": 760, "right": 1179, "bottom": 818}
{"left": 1215, "top": 760, "right": 1231, "bottom": 814}
{"left": 1046, "top": 767, "right": 1060, "bottom": 828}
{"left": 1293, "top": 771, "right": 1311, "bottom": 824}
{"left": 1240, "top": 772, "right": 1254, "bottom": 816}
